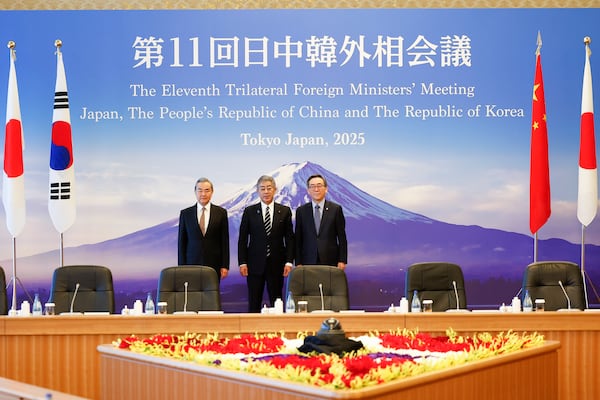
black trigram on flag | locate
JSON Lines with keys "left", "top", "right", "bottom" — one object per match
{"left": 50, "top": 181, "right": 71, "bottom": 200}
{"left": 54, "top": 91, "right": 69, "bottom": 109}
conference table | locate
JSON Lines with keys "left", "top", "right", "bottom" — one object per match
{"left": 0, "top": 311, "right": 598, "bottom": 400}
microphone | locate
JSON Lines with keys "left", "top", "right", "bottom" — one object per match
{"left": 174, "top": 281, "right": 195, "bottom": 315}
{"left": 453, "top": 280, "right": 459, "bottom": 310}
{"left": 311, "top": 282, "right": 332, "bottom": 313}
{"left": 71, "top": 283, "right": 80, "bottom": 313}
{"left": 557, "top": 280, "right": 581, "bottom": 312}
{"left": 446, "top": 280, "right": 469, "bottom": 313}
{"left": 61, "top": 283, "right": 82, "bottom": 315}
{"left": 184, "top": 281, "right": 189, "bottom": 313}
{"left": 319, "top": 283, "right": 324, "bottom": 311}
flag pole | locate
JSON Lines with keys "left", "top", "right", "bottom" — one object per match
{"left": 530, "top": 31, "right": 551, "bottom": 258}
{"left": 56, "top": 40, "right": 64, "bottom": 270}
{"left": 577, "top": 36, "right": 595, "bottom": 310}
{"left": 10, "top": 237, "right": 17, "bottom": 314}
{"left": 49, "top": 39, "right": 76, "bottom": 258}
{"left": 581, "top": 224, "right": 589, "bottom": 308}
{"left": 532, "top": 33, "right": 541, "bottom": 265}
{"left": 60, "top": 232, "right": 64, "bottom": 267}
{"left": 7, "top": 42, "right": 18, "bottom": 314}
{"left": 7, "top": 42, "right": 18, "bottom": 315}
{"left": 533, "top": 232, "right": 538, "bottom": 262}
{"left": 581, "top": 35, "right": 591, "bottom": 309}
{"left": 3, "top": 40, "right": 26, "bottom": 316}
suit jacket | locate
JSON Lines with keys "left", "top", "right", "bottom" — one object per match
{"left": 178, "top": 204, "right": 230, "bottom": 272}
{"left": 295, "top": 200, "right": 347, "bottom": 266}
{"left": 238, "top": 202, "right": 294, "bottom": 275}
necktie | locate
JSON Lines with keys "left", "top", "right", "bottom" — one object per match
{"left": 199, "top": 207, "right": 206, "bottom": 236}
{"left": 314, "top": 205, "right": 321, "bottom": 234}
{"left": 265, "top": 206, "right": 272, "bottom": 257}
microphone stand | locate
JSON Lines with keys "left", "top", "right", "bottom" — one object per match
{"left": 61, "top": 283, "right": 82, "bottom": 315}
{"left": 557, "top": 280, "right": 581, "bottom": 312}
{"left": 446, "top": 280, "right": 469, "bottom": 313}
{"left": 319, "top": 283, "right": 324, "bottom": 311}
{"left": 311, "top": 283, "right": 332, "bottom": 313}
{"left": 174, "top": 281, "right": 196, "bottom": 315}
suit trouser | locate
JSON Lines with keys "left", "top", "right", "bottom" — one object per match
{"left": 247, "top": 258, "right": 284, "bottom": 313}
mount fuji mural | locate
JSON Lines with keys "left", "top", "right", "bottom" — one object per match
{"left": 5, "top": 161, "right": 600, "bottom": 312}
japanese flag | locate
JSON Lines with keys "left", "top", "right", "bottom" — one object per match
{"left": 577, "top": 41, "right": 597, "bottom": 227}
{"left": 2, "top": 47, "right": 26, "bottom": 238}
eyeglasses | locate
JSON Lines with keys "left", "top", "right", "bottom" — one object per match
{"left": 308, "top": 184, "right": 325, "bottom": 189}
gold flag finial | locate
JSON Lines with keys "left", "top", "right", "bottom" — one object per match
{"left": 7, "top": 41, "right": 16, "bottom": 61}
{"left": 584, "top": 36, "right": 592, "bottom": 57}
{"left": 55, "top": 39, "right": 62, "bottom": 56}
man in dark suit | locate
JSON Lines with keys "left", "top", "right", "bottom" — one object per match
{"left": 178, "top": 177, "right": 230, "bottom": 281}
{"left": 295, "top": 174, "right": 347, "bottom": 270}
{"left": 238, "top": 175, "right": 294, "bottom": 313}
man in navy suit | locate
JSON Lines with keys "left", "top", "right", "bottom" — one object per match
{"left": 178, "top": 177, "right": 230, "bottom": 281}
{"left": 238, "top": 175, "right": 294, "bottom": 312}
{"left": 295, "top": 174, "right": 347, "bottom": 270}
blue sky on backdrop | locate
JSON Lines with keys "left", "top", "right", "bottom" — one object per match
{"left": 0, "top": 8, "right": 599, "bottom": 257}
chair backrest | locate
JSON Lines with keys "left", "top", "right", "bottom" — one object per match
{"left": 287, "top": 265, "right": 349, "bottom": 312}
{"left": 49, "top": 265, "right": 115, "bottom": 314}
{"left": 0, "top": 266, "right": 7, "bottom": 315}
{"left": 406, "top": 262, "right": 467, "bottom": 311}
{"left": 157, "top": 266, "right": 221, "bottom": 313}
{"left": 522, "top": 261, "right": 586, "bottom": 311}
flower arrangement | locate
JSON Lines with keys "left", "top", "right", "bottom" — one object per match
{"left": 115, "top": 328, "right": 544, "bottom": 390}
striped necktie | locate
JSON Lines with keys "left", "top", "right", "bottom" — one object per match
{"left": 265, "top": 206, "right": 272, "bottom": 256}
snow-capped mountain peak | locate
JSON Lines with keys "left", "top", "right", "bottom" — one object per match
{"left": 221, "top": 161, "right": 432, "bottom": 223}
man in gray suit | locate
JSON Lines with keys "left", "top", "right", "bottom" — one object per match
{"left": 295, "top": 174, "right": 347, "bottom": 270}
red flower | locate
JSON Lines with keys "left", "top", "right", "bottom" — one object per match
{"left": 118, "top": 335, "right": 137, "bottom": 349}
{"left": 379, "top": 332, "right": 472, "bottom": 352}
{"left": 267, "top": 354, "right": 331, "bottom": 376}
{"left": 344, "top": 355, "right": 376, "bottom": 376}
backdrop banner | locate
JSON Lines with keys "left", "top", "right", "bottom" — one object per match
{"left": 0, "top": 9, "right": 599, "bottom": 311}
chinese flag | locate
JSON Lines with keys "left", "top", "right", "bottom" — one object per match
{"left": 530, "top": 48, "right": 551, "bottom": 234}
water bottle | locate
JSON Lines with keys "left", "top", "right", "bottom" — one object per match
{"left": 523, "top": 290, "right": 533, "bottom": 312}
{"left": 398, "top": 297, "right": 409, "bottom": 313}
{"left": 411, "top": 290, "right": 421, "bottom": 313}
{"left": 511, "top": 296, "right": 521, "bottom": 312}
{"left": 285, "top": 291, "right": 296, "bottom": 313}
{"left": 145, "top": 292, "right": 155, "bottom": 314}
{"left": 274, "top": 298, "right": 284, "bottom": 314}
{"left": 32, "top": 293, "right": 43, "bottom": 316}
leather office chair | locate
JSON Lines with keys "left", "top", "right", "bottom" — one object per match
{"left": 522, "top": 261, "right": 586, "bottom": 311}
{"left": 0, "top": 266, "right": 7, "bottom": 315}
{"left": 406, "top": 262, "right": 467, "bottom": 311}
{"left": 49, "top": 265, "right": 115, "bottom": 314}
{"left": 157, "top": 266, "right": 221, "bottom": 313}
{"left": 287, "top": 265, "right": 349, "bottom": 312}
